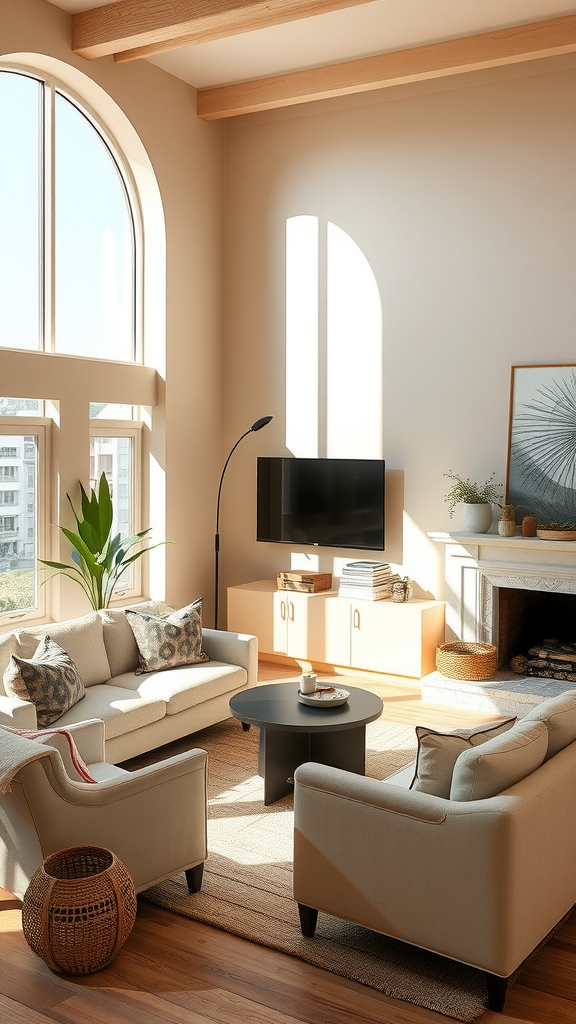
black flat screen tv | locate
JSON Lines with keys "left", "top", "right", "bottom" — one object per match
{"left": 257, "top": 457, "right": 385, "bottom": 550}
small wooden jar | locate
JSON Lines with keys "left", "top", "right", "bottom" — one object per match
{"left": 522, "top": 515, "right": 537, "bottom": 537}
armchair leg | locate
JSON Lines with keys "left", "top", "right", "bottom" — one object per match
{"left": 185, "top": 863, "right": 204, "bottom": 894}
{"left": 485, "top": 973, "right": 509, "bottom": 1012}
{"left": 298, "top": 904, "right": 318, "bottom": 937}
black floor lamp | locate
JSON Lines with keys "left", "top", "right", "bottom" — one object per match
{"left": 214, "top": 415, "right": 273, "bottom": 629}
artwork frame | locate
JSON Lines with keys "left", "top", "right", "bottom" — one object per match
{"left": 506, "top": 364, "right": 576, "bottom": 526}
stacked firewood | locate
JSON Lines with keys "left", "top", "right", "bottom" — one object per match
{"left": 511, "top": 642, "right": 576, "bottom": 681}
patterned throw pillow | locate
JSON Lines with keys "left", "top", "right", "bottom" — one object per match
{"left": 3, "top": 636, "right": 85, "bottom": 728}
{"left": 125, "top": 599, "right": 209, "bottom": 674}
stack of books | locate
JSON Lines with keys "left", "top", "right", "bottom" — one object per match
{"left": 277, "top": 570, "right": 332, "bottom": 593}
{"left": 338, "top": 561, "right": 400, "bottom": 601}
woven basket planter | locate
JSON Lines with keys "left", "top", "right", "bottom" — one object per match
{"left": 436, "top": 641, "right": 497, "bottom": 681}
{"left": 22, "top": 846, "right": 137, "bottom": 975}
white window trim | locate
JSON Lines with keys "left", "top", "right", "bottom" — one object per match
{"left": 0, "top": 419, "right": 49, "bottom": 626}
{"left": 89, "top": 420, "right": 143, "bottom": 603}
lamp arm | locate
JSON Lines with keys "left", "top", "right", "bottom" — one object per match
{"left": 215, "top": 429, "right": 252, "bottom": 537}
{"left": 214, "top": 428, "right": 252, "bottom": 629}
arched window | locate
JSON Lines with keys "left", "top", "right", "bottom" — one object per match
{"left": 0, "top": 68, "right": 138, "bottom": 361}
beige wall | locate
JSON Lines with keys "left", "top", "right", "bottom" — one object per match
{"left": 1, "top": 0, "right": 224, "bottom": 620}
{"left": 222, "top": 58, "right": 576, "bottom": 607}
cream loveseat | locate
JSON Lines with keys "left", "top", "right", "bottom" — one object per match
{"left": 0, "top": 604, "right": 257, "bottom": 762}
{"left": 294, "top": 691, "right": 576, "bottom": 1013}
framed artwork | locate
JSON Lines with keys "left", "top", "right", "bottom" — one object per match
{"left": 506, "top": 364, "right": 576, "bottom": 525}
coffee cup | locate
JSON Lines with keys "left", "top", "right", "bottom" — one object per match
{"left": 299, "top": 672, "right": 317, "bottom": 695}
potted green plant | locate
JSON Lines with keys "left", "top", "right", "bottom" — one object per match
{"left": 39, "top": 474, "right": 169, "bottom": 610}
{"left": 444, "top": 471, "right": 502, "bottom": 533}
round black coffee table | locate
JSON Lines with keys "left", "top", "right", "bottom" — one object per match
{"left": 229, "top": 682, "right": 383, "bottom": 805}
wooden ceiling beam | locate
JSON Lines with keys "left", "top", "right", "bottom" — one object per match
{"left": 72, "top": 0, "right": 376, "bottom": 62}
{"left": 197, "top": 13, "right": 576, "bottom": 120}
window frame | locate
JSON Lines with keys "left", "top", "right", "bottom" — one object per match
{"left": 0, "top": 418, "right": 49, "bottom": 625}
{"left": 89, "top": 420, "right": 143, "bottom": 603}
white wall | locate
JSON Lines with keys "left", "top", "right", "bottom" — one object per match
{"left": 222, "top": 58, "right": 576, "bottom": 607}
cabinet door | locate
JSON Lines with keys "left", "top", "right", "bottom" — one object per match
{"left": 322, "top": 596, "right": 351, "bottom": 667}
{"left": 350, "top": 601, "right": 423, "bottom": 676}
{"left": 273, "top": 591, "right": 290, "bottom": 654}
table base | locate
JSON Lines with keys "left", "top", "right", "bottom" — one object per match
{"left": 258, "top": 725, "right": 366, "bottom": 805}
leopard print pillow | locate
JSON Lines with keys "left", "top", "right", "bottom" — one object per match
{"left": 4, "top": 635, "right": 85, "bottom": 727}
{"left": 125, "top": 598, "right": 209, "bottom": 674}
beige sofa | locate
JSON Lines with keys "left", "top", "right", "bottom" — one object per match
{"left": 0, "top": 604, "right": 257, "bottom": 762}
{"left": 294, "top": 698, "right": 576, "bottom": 1013}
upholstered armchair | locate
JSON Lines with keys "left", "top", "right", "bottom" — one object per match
{"left": 0, "top": 720, "right": 207, "bottom": 900}
{"left": 293, "top": 746, "right": 576, "bottom": 1014}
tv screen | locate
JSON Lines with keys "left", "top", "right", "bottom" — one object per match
{"left": 257, "top": 458, "right": 385, "bottom": 550}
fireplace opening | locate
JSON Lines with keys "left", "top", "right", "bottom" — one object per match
{"left": 497, "top": 588, "right": 576, "bottom": 676}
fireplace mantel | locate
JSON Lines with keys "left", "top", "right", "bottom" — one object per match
{"left": 429, "top": 530, "right": 576, "bottom": 644}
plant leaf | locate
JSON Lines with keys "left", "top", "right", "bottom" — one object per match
{"left": 97, "top": 473, "right": 113, "bottom": 545}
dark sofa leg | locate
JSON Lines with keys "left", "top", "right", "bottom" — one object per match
{"left": 298, "top": 904, "right": 318, "bottom": 937}
{"left": 241, "top": 722, "right": 251, "bottom": 732}
{"left": 486, "top": 973, "right": 509, "bottom": 1012}
{"left": 185, "top": 863, "right": 204, "bottom": 894}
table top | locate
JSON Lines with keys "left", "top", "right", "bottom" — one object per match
{"left": 229, "top": 681, "right": 383, "bottom": 733}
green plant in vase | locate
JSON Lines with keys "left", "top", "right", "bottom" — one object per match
{"left": 444, "top": 471, "right": 502, "bottom": 534}
{"left": 39, "top": 473, "right": 169, "bottom": 610}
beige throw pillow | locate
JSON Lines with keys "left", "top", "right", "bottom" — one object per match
{"left": 522, "top": 689, "right": 576, "bottom": 760}
{"left": 15, "top": 611, "right": 111, "bottom": 687}
{"left": 410, "top": 718, "right": 516, "bottom": 798}
{"left": 126, "top": 599, "right": 209, "bottom": 674}
{"left": 3, "top": 636, "right": 85, "bottom": 728}
{"left": 450, "top": 719, "right": 548, "bottom": 802}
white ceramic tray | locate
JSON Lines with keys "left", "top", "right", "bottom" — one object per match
{"left": 298, "top": 687, "right": 350, "bottom": 707}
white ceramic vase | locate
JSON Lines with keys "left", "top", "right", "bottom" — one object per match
{"left": 461, "top": 502, "right": 493, "bottom": 533}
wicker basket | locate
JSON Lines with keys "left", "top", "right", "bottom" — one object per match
{"left": 436, "top": 641, "right": 497, "bottom": 681}
{"left": 22, "top": 846, "right": 136, "bottom": 975}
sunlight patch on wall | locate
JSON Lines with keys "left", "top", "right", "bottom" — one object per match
{"left": 285, "top": 216, "right": 319, "bottom": 458}
{"left": 327, "top": 222, "right": 382, "bottom": 459}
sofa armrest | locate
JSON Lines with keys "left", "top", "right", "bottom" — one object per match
{"left": 0, "top": 694, "right": 37, "bottom": 730}
{"left": 201, "top": 628, "right": 258, "bottom": 687}
{"left": 54, "top": 719, "right": 106, "bottom": 765}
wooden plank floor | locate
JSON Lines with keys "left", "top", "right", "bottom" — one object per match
{"left": 1, "top": 660, "right": 574, "bottom": 1024}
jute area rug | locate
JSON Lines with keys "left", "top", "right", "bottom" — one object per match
{"left": 125, "top": 716, "right": 491, "bottom": 1022}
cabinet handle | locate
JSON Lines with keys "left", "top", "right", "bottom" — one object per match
{"left": 281, "top": 600, "right": 286, "bottom": 620}
{"left": 289, "top": 601, "right": 295, "bottom": 621}
{"left": 353, "top": 608, "right": 360, "bottom": 629}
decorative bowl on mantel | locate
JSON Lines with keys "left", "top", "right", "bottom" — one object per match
{"left": 536, "top": 528, "right": 576, "bottom": 541}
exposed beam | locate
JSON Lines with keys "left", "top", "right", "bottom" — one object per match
{"left": 72, "top": 0, "right": 376, "bottom": 62}
{"left": 197, "top": 13, "right": 576, "bottom": 120}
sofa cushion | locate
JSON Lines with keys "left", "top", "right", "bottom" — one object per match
{"left": 100, "top": 602, "right": 174, "bottom": 678}
{"left": 410, "top": 718, "right": 516, "bottom": 798}
{"left": 15, "top": 612, "right": 111, "bottom": 687}
{"left": 3, "top": 636, "right": 85, "bottom": 728}
{"left": 126, "top": 599, "right": 208, "bottom": 674}
{"left": 450, "top": 719, "right": 548, "bottom": 801}
{"left": 522, "top": 689, "right": 576, "bottom": 760}
{"left": 55, "top": 683, "right": 166, "bottom": 740}
{"left": 112, "top": 660, "right": 247, "bottom": 716}
{"left": 0, "top": 632, "right": 20, "bottom": 695}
